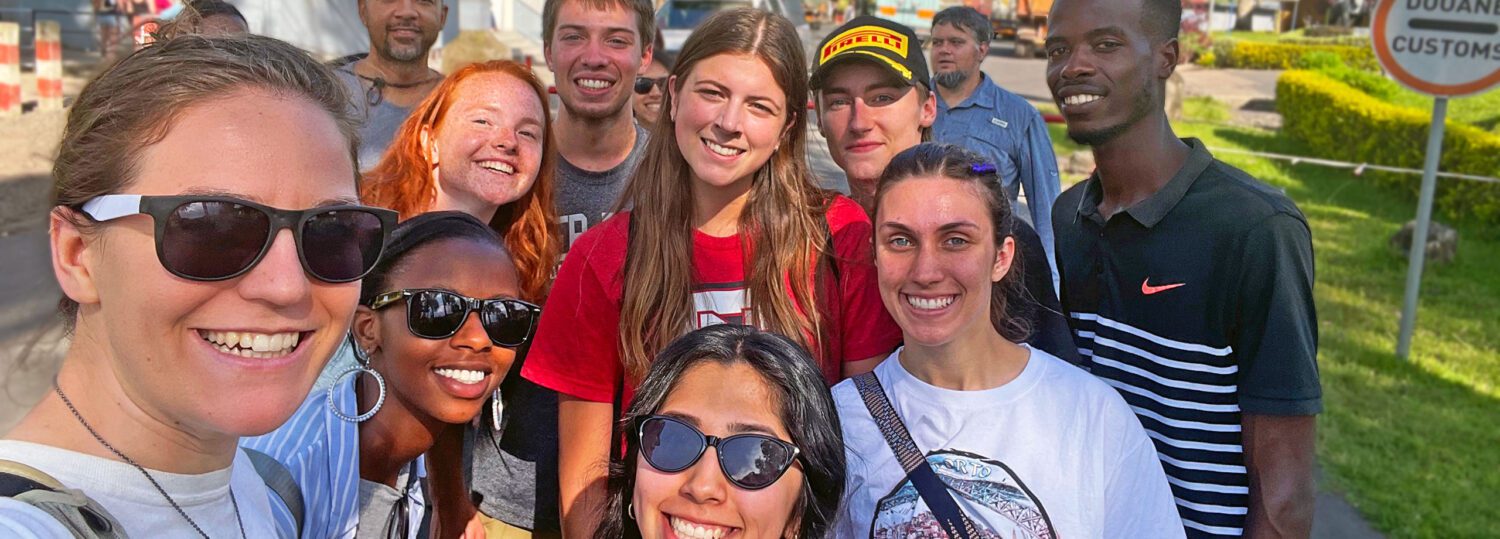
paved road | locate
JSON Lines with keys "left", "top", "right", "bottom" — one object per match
{"left": 0, "top": 219, "right": 66, "bottom": 433}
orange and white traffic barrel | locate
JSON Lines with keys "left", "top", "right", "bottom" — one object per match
{"left": 35, "top": 20, "right": 63, "bottom": 111}
{"left": 0, "top": 22, "right": 19, "bottom": 116}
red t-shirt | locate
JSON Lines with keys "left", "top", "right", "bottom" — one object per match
{"left": 521, "top": 195, "right": 901, "bottom": 405}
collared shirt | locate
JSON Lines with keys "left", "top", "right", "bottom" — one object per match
{"left": 241, "top": 376, "right": 426, "bottom": 539}
{"left": 1051, "top": 139, "right": 1322, "bottom": 539}
{"left": 933, "top": 73, "right": 1062, "bottom": 284}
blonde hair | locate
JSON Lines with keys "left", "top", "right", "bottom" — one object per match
{"left": 616, "top": 8, "right": 832, "bottom": 378}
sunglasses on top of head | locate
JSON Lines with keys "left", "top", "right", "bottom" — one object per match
{"left": 637, "top": 415, "right": 801, "bottom": 491}
{"left": 634, "top": 76, "right": 666, "bottom": 95}
{"left": 369, "top": 289, "right": 540, "bottom": 348}
{"left": 79, "top": 195, "right": 397, "bottom": 283}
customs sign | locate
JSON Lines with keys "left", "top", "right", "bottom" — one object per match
{"left": 1372, "top": 0, "right": 1500, "bottom": 96}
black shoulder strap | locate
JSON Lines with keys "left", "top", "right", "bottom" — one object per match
{"left": 242, "top": 448, "right": 305, "bottom": 534}
{"left": 852, "top": 372, "right": 980, "bottom": 539}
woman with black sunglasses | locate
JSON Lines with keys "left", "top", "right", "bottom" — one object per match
{"left": 0, "top": 35, "right": 392, "bottom": 537}
{"left": 241, "top": 212, "right": 539, "bottom": 539}
{"left": 593, "top": 324, "right": 846, "bottom": 539}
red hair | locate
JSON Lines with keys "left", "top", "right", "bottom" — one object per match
{"left": 362, "top": 60, "right": 559, "bottom": 302}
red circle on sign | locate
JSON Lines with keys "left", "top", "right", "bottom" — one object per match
{"left": 1371, "top": 0, "right": 1500, "bottom": 96}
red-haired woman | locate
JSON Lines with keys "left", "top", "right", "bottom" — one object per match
{"left": 361, "top": 59, "right": 559, "bottom": 303}
{"left": 357, "top": 59, "right": 560, "bottom": 537}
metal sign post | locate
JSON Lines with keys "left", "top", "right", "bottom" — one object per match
{"left": 1395, "top": 98, "right": 1445, "bottom": 359}
{"left": 1369, "top": 0, "right": 1500, "bottom": 359}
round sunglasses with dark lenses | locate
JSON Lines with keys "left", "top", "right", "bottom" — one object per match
{"left": 369, "top": 289, "right": 540, "bottom": 348}
{"left": 634, "top": 76, "right": 666, "bottom": 95}
{"left": 638, "top": 415, "right": 800, "bottom": 491}
{"left": 79, "top": 195, "right": 396, "bottom": 283}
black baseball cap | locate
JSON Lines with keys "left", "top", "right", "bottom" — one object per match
{"left": 810, "top": 16, "right": 930, "bottom": 91}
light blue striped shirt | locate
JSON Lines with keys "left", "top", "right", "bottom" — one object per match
{"left": 241, "top": 376, "right": 425, "bottom": 538}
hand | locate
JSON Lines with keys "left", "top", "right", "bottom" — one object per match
{"left": 461, "top": 512, "right": 487, "bottom": 539}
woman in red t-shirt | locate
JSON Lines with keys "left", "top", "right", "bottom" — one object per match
{"left": 519, "top": 7, "right": 901, "bottom": 536}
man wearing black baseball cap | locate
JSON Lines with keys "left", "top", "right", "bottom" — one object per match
{"left": 811, "top": 17, "right": 1080, "bottom": 364}
{"left": 811, "top": 16, "right": 936, "bottom": 212}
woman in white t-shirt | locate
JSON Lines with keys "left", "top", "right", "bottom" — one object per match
{"left": 0, "top": 35, "right": 394, "bottom": 537}
{"left": 830, "top": 143, "right": 1185, "bottom": 539}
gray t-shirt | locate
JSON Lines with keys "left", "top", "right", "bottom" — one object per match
{"left": 334, "top": 64, "right": 417, "bottom": 172}
{"left": 466, "top": 124, "right": 648, "bottom": 532}
{"left": 355, "top": 467, "right": 424, "bottom": 539}
{"left": 555, "top": 123, "right": 650, "bottom": 263}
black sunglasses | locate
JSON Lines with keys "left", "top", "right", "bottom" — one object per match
{"left": 634, "top": 76, "right": 666, "bottom": 95}
{"left": 638, "top": 415, "right": 801, "bottom": 491}
{"left": 369, "top": 289, "right": 540, "bottom": 348}
{"left": 79, "top": 195, "right": 396, "bottom": 283}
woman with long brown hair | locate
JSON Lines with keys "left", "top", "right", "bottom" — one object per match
{"left": 361, "top": 59, "right": 559, "bottom": 303}
{"left": 520, "top": 8, "right": 901, "bottom": 536}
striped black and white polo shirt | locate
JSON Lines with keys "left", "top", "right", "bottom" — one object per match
{"left": 1051, "top": 138, "right": 1322, "bottom": 538}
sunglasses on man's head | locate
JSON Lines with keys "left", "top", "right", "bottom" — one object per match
{"left": 638, "top": 415, "right": 801, "bottom": 491}
{"left": 79, "top": 195, "right": 396, "bottom": 283}
{"left": 634, "top": 76, "right": 666, "bottom": 95}
{"left": 369, "top": 289, "right": 540, "bottom": 348}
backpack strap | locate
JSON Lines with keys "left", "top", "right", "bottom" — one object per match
{"left": 241, "top": 448, "right": 305, "bottom": 534}
{"left": 0, "top": 460, "right": 124, "bottom": 538}
{"left": 851, "top": 373, "right": 981, "bottom": 539}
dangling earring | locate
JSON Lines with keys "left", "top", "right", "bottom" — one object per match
{"left": 329, "top": 332, "right": 386, "bottom": 423}
{"left": 490, "top": 388, "right": 504, "bottom": 432}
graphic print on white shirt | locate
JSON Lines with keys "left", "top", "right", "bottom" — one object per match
{"left": 871, "top": 449, "right": 1055, "bottom": 539}
{"left": 692, "top": 281, "right": 749, "bottom": 327}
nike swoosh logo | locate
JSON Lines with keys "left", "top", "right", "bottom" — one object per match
{"left": 1141, "top": 278, "right": 1186, "bottom": 295}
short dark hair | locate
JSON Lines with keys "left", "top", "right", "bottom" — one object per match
{"left": 595, "top": 324, "right": 847, "bottom": 539}
{"left": 358, "top": 211, "right": 509, "bottom": 306}
{"left": 1141, "top": 0, "right": 1182, "bottom": 43}
{"left": 542, "top": 0, "right": 657, "bottom": 53}
{"left": 931, "top": 6, "right": 991, "bottom": 46}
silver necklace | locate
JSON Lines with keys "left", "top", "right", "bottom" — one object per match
{"left": 54, "top": 386, "right": 247, "bottom": 539}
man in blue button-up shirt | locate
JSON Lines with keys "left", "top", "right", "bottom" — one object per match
{"left": 930, "top": 6, "right": 1062, "bottom": 288}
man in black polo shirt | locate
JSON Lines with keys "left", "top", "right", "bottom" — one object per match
{"left": 1045, "top": 0, "right": 1321, "bottom": 537}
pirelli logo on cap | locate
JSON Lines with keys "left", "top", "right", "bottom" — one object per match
{"left": 819, "top": 25, "right": 908, "bottom": 65}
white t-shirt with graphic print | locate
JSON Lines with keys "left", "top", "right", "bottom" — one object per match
{"left": 831, "top": 346, "right": 1185, "bottom": 539}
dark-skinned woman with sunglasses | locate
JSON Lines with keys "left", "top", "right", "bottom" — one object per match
{"left": 242, "top": 212, "right": 540, "bottom": 539}
{"left": 0, "top": 35, "right": 395, "bottom": 537}
{"left": 593, "top": 324, "right": 846, "bottom": 539}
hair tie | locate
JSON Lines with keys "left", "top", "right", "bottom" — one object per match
{"left": 970, "top": 163, "right": 997, "bottom": 175}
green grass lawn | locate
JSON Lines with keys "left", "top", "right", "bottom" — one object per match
{"left": 1044, "top": 121, "right": 1500, "bottom": 538}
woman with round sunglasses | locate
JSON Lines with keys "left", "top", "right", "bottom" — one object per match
{"left": 831, "top": 144, "right": 1183, "bottom": 538}
{"left": 241, "top": 212, "right": 540, "bottom": 539}
{"left": 0, "top": 35, "right": 391, "bottom": 537}
{"left": 523, "top": 9, "right": 900, "bottom": 535}
{"left": 594, "top": 324, "right": 846, "bottom": 539}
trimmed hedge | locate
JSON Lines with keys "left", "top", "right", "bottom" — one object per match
{"left": 1218, "top": 40, "right": 1378, "bottom": 71}
{"left": 1278, "top": 70, "right": 1500, "bottom": 224}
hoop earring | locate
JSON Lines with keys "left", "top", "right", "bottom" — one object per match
{"left": 490, "top": 388, "right": 504, "bottom": 432}
{"left": 627, "top": 501, "right": 636, "bottom": 521}
{"left": 329, "top": 333, "right": 386, "bottom": 423}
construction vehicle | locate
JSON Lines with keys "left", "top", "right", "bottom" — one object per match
{"left": 872, "top": 0, "right": 991, "bottom": 38}
{"left": 990, "top": 0, "right": 1051, "bottom": 57}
